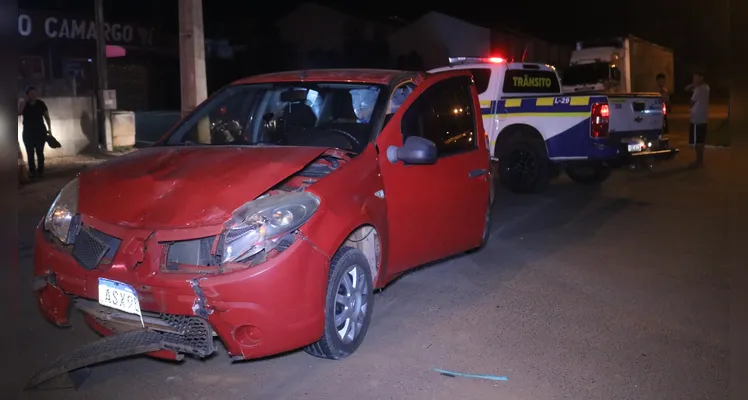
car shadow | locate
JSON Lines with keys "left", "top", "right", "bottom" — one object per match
{"left": 378, "top": 180, "right": 647, "bottom": 308}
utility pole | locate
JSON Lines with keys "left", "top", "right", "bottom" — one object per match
{"left": 179, "top": 0, "right": 207, "bottom": 115}
{"left": 179, "top": 0, "right": 209, "bottom": 142}
{"left": 94, "top": 0, "right": 109, "bottom": 150}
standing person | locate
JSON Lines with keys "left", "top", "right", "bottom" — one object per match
{"left": 656, "top": 73, "right": 670, "bottom": 134}
{"left": 18, "top": 87, "right": 52, "bottom": 179}
{"left": 685, "top": 71, "right": 710, "bottom": 167}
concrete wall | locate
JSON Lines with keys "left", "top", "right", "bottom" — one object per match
{"left": 17, "top": 96, "right": 95, "bottom": 158}
{"left": 17, "top": 96, "right": 139, "bottom": 158}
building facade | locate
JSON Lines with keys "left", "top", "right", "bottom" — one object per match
{"left": 18, "top": 9, "right": 178, "bottom": 111}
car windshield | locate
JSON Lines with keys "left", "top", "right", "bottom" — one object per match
{"left": 562, "top": 62, "right": 611, "bottom": 86}
{"left": 162, "top": 83, "right": 385, "bottom": 153}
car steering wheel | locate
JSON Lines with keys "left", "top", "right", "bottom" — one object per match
{"left": 326, "top": 128, "right": 362, "bottom": 150}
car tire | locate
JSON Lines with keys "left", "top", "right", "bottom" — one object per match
{"left": 305, "top": 246, "right": 374, "bottom": 360}
{"left": 566, "top": 164, "right": 612, "bottom": 184}
{"left": 498, "top": 139, "right": 551, "bottom": 194}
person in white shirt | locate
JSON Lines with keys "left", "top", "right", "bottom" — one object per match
{"left": 684, "top": 71, "right": 709, "bottom": 167}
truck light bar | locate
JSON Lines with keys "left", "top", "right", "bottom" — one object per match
{"left": 448, "top": 56, "right": 505, "bottom": 65}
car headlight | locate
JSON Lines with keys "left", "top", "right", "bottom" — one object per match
{"left": 220, "top": 191, "right": 320, "bottom": 264}
{"left": 44, "top": 178, "right": 79, "bottom": 244}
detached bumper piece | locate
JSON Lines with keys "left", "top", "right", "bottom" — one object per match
{"left": 25, "top": 309, "right": 214, "bottom": 390}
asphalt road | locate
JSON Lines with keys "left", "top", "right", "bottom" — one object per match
{"left": 12, "top": 115, "right": 730, "bottom": 399}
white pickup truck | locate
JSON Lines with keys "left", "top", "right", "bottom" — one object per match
{"left": 429, "top": 57, "right": 678, "bottom": 193}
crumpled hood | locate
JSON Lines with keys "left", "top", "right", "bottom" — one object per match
{"left": 78, "top": 146, "right": 328, "bottom": 229}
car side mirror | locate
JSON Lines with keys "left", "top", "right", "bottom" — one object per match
{"left": 386, "top": 136, "right": 437, "bottom": 165}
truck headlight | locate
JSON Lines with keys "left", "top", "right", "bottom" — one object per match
{"left": 220, "top": 191, "right": 320, "bottom": 264}
{"left": 44, "top": 178, "right": 79, "bottom": 244}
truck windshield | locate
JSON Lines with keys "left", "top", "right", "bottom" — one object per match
{"left": 562, "top": 62, "right": 611, "bottom": 86}
{"left": 162, "top": 83, "right": 384, "bottom": 153}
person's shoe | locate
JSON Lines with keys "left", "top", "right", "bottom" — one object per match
{"left": 688, "top": 161, "right": 704, "bottom": 168}
{"left": 38, "top": 171, "right": 45, "bottom": 179}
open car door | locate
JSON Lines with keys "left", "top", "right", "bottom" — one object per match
{"left": 376, "top": 70, "right": 491, "bottom": 277}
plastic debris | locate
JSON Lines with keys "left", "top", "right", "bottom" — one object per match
{"left": 433, "top": 368, "right": 508, "bottom": 382}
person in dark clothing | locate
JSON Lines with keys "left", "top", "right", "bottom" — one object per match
{"left": 656, "top": 73, "right": 670, "bottom": 134}
{"left": 18, "top": 87, "right": 52, "bottom": 179}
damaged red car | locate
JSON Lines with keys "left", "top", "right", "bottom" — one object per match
{"left": 30, "top": 69, "right": 492, "bottom": 386}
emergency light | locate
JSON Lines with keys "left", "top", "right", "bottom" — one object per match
{"left": 448, "top": 56, "right": 505, "bottom": 65}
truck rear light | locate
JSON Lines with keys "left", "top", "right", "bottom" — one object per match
{"left": 590, "top": 103, "right": 610, "bottom": 138}
{"left": 662, "top": 103, "right": 667, "bottom": 115}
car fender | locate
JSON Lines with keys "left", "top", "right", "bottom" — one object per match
{"left": 301, "top": 144, "right": 390, "bottom": 287}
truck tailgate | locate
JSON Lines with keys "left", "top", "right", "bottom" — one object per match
{"left": 607, "top": 95, "right": 663, "bottom": 135}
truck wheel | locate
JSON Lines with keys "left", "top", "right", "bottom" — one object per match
{"left": 498, "top": 140, "right": 551, "bottom": 194}
{"left": 566, "top": 164, "right": 612, "bottom": 184}
{"left": 305, "top": 247, "right": 374, "bottom": 360}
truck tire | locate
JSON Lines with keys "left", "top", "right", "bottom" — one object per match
{"left": 566, "top": 164, "right": 612, "bottom": 184}
{"left": 305, "top": 246, "right": 374, "bottom": 360}
{"left": 498, "top": 138, "right": 551, "bottom": 194}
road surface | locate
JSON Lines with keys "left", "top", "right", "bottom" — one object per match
{"left": 11, "top": 117, "right": 729, "bottom": 400}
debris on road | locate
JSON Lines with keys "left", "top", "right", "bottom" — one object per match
{"left": 433, "top": 368, "right": 508, "bottom": 382}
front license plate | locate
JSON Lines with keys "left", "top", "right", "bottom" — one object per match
{"left": 628, "top": 144, "right": 643, "bottom": 152}
{"left": 98, "top": 278, "right": 142, "bottom": 317}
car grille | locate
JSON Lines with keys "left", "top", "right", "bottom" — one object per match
{"left": 77, "top": 298, "right": 215, "bottom": 358}
{"left": 71, "top": 225, "right": 122, "bottom": 270}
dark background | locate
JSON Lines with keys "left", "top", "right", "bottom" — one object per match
{"left": 22, "top": 0, "right": 729, "bottom": 57}
{"left": 19, "top": 0, "right": 731, "bottom": 109}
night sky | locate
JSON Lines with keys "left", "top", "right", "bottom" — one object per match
{"left": 21, "top": 0, "right": 729, "bottom": 67}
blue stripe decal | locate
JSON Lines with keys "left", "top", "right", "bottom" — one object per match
{"left": 545, "top": 118, "right": 593, "bottom": 157}
{"left": 479, "top": 96, "right": 608, "bottom": 115}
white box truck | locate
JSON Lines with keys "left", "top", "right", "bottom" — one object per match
{"left": 561, "top": 35, "right": 674, "bottom": 95}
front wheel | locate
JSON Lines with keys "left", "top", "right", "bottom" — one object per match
{"left": 566, "top": 164, "right": 612, "bottom": 184}
{"left": 498, "top": 140, "right": 551, "bottom": 194}
{"left": 305, "top": 247, "right": 374, "bottom": 360}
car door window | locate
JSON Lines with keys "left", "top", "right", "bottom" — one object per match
{"left": 400, "top": 76, "right": 477, "bottom": 157}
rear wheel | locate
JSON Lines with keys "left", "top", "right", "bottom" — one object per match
{"left": 498, "top": 139, "right": 551, "bottom": 194}
{"left": 305, "top": 247, "right": 374, "bottom": 360}
{"left": 566, "top": 164, "right": 612, "bottom": 184}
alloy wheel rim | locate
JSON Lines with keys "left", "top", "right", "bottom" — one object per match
{"left": 334, "top": 264, "right": 369, "bottom": 343}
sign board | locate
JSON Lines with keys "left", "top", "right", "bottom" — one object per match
{"left": 17, "top": 10, "right": 163, "bottom": 47}
{"left": 102, "top": 90, "right": 117, "bottom": 110}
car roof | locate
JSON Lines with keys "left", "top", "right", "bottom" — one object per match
{"left": 234, "top": 69, "right": 415, "bottom": 86}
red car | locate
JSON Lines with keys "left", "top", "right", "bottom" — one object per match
{"left": 30, "top": 69, "right": 492, "bottom": 386}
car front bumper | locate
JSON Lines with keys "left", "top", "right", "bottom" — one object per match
{"left": 32, "top": 222, "right": 329, "bottom": 363}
